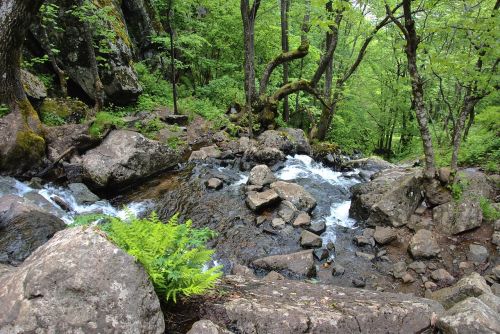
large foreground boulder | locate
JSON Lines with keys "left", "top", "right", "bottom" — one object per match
{"left": 202, "top": 276, "right": 444, "bottom": 333}
{"left": 82, "top": 130, "right": 181, "bottom": 188}
{"left": 0, "top": 227, "right": 164, "bottom": 333}
{"left": 0, "top": 195, "right": 65, "bottom": 265}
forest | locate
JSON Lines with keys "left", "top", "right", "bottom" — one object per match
{"left": 0, "top": 0, "right": 499, "bottom": 333}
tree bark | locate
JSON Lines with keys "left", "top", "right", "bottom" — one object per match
{"left": 167, "top": 0, "right": 178, "bottom": 114}
{"left": 241, "top": 0, "right": 260, "bottom": 109}
{"left": 280, "top": 0, "right": 290, "bottom": 121}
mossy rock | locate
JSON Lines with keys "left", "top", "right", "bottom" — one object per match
{"left": 311, "top": 141, "right": 341, "bottom": 157}
{"left": 40, "top": 98, "right": 89, "bottom": 124}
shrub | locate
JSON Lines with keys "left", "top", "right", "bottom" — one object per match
{"left": 102, "top": 212, "right": 222, "bottom": 302}
{"left": 479, "top": 197, "right": 500, "bottom": 222}
{"left": 89, "top": 111, "right": 125, "bottom": 137}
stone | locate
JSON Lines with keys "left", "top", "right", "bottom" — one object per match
{"left": 356, "top": 252, "right": 375, "bottom": 261}
{"left": 431, "top": 269, "right": 455, "bottom": 285}
{"left": 189, "top": 145, "right": 222, "bottom": 161}
{"left": 433, "top": 201, "right": 483, "bottom": 235}
{"left": 409, "top": 229, "right": 441, "bottom": 259}
{"left": 68, "top": 183, "right": 100, "bottom": 205}
{"left": 263, "top": 271, "right": 285, "bottom": 281}
{"left": 492, "top": 283, "right": 500, "bottom": 297}
{"left": 307, "top": 220, "right": 326, "bottom": 234}
{"left": 459, "top": 261, "right": 472, "bottom": 271}
{"left": 244, "top": 147, "right": 285, "bottom": 165}
{"left": 51, "top": 195, "right": 71, "bottom": 212}
{"left": 0, "top": 228, "right": 164, "bottom": 333}
{"left": 246, "top": 189, "right": 280, "bottom": 211}
{"left": 300, "top": 230, "right": 322, "bottom": 248}
{"left": 257, "top": 129, "right": 311, "bottom": 155}
{"left": 438, "top": 167, "right": 451, "bottom": 184}
{"left": 409, "top": 261, "right": 427, "bottom": 274}
{"left": 326, "top": 242, "right": 335, "bottom": 251}
{"left": 343, "top": 157, "right": 395, "bottom": 172}
{"left": 424, "top": 179, "right": 452, "bottom": 207}
{"left": 232, "top": 264, "right": 256, "bottom": 278}
{"left": 292, "top": 211, "right": 311, "bottom": 227}
{"left": 187, "top": 320, "right": 232, "bottom": 334}
{"left": 282, "top": 128, "right": 312, "bottom": 154}
{"left": 353, "top": 235, "right": 372, "bottom": 247}
{"left": 436, "top": 297, "right": 500, "bottom": 334}
{"left": 402, "top": 273, "right": 415, "bottom": 283}
{"left": 393, "top": 262, "right": 407, "bottom": 279}
{"left": 21, "top": 70, "right": 47, "bottom": 106}
{"left": 363, "top": 228, "right": 375, "bottom": 238}
{"left": 271, "top": 218, "right": 286, "bottom": 229}
{"left": 247, "top": 165, "right": 277, "bottom": 187}
{"left": 313, "top": 249, "right": 329, "bottom": 261}
{"left": 493, "top": 265, "right": 500, "bottom": 281}
{"left": 373, "top": 226, "right": 397, "bottom": 245}
{"left": 352, "top": 277, "right": 366, "bottom": 288}
{"left": 0, "top": 196, "right": 65, "bottom": 265}
{"left": 467, "top": 244, "right": 489, "bottom": 263}
{"left": 270, "top": 181, "right": 317, "bottom": 213}
{"left": 477, "top": 293, "right": 500, "bottom": 314}
{"left": 431, "top": 272, "right": 492, "bottom": 309}
{"left": 278, "top": 201, "right": 298, "bottom": 223}
{"left": 206, "top": 178, "right": 223, "bottom": 190}
{"left": 492, "top": 232, "right": 500, "bottom": 246}
{"left": 331, "top": 264, "right": 345, "bottom": 276}
{"left": 255, "top": 216, "right": 266, "bottom": 226}
{"left": 425, "top": 281, "right": 438, "bottom": 290}
{"left": 252, "top": 250, "right": 316, "bottom": 277}
{"left": 245, "top": 185, "right": 263, "bottom": 193}
{"left": 160, "top": 114, "right": 189, "bottom": 126}
{"left": 82, "top": 130, "right": 181, "bottom": 188}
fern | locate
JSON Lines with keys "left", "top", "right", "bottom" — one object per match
{"left": 102, "top": 212, "right": 222, "bottom": 303}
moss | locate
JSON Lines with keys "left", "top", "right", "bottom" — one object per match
{"left": 40, "top": 98, "right": 70, "bottom": 118}
{"left": 6, "top": 130, "right": 46, "bottom": 169}
{"left": 93, "top": 0, "right": 132, "bottom": 47}
{"left": 311, "top": 141, "right": 341, "bottom": 156}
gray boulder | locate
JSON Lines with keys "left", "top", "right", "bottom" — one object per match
{"left": 189, "top": 145, "right": 222, "bottom": 161}
{"left": 0, "top": 227, "right": 164, "bottom": 333}
{"left": 467, "top": 244, "right": 489, "bottom": 263}
{"left": 300, "top": 230, "right": 322, "bottom": 248}
{"left": 68, "top": 182, "right": 100, "bottom": 205}
{"left": 82, "top": 130, "right": 181, "bottom": 188}
{"left": 243, "top": 146, "right": 285, "bottom": 166}
{"left": 187, "top": 320, "right": 233, "bottom": 334}
{"left": 252, "top": 250, "right": 315, "bottom": 277}
{"left": 271, "top": 181, "right": 316, "bottom": 213}
{"left": 431, "top": 272, "right": 492, "bottom": 309}
{"left": 21, "top": 70, "right": 47, "bottom": 106}
{"left": 257, "top": 129, "right": 311, "bottom": 155}
{"left": 246, "top": 189, "right": 280, "bottom": 211}
{"left": 433, "top": 201, "right": 483, "bottom": 235}
{"left": 373, "top": 226, "right": 397, "bottom": 245}
{"left": 408, "top": 229, "right": 441, "bottom": 259}
{"left": 293, "top": 212, "right": 311, "bottom": 227}
{"left": 247, "top": 165, "right": 276, "bottom": 187}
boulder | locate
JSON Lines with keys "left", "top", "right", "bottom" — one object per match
{"left": 44, "top": 123, "right": 98, "bottom": 162}
{"left": 467, "top": 244, "right": 489, "bottom": 263}
{"left": 478, "top": 293, "right": 500, "bottom": 314}
{"left": 202, "top": 276, "right": 444, "bottom": 334}
{"left": 270, "top": 181, "right": 316, "bottom": 213}
{"left": 246, "top": 189, "right": 280, "bottom": 211}
{"left": 436, "top": 297, "right": 500, "bottom": 334}
{"left": 343, "top": 157, "right": 395, "bottom": 172}
{"left": 0, "top": 195, "right": 65, "bottom": 265}
{"left": 278, "top": 201, "right": 298, "bottom": 223}
{"left": 349, "top": 168, "right": 423, "bottom": 227}
{"left": 0, "top": 227, "right": 164, "bottom": 333}
{"left": 189, "top": 145, "right": 222, "bottom": 161}
{"left": 431, "top": 272, "right": 492, "bottom": 309}
{"left": 292, "top": 212, "right": 311, "bottom": 227}
{"left": 68, "top": 183, "right": 100, "bottom": 205}
{"left": 206, "top": 178, "right": 223, "bottom": 190}
{"left": 313, "top": 249, "right": 329, "bottom": 261}
{"left": 257, "top": 129, "right": 311, "bottom": 155}
{"left": 423, "top": 179, "right": 452, "bottom": 207}
{"left": 21, "top": 70, "right": 47, "bottom": 107}
{"left": 247, "top": 165, "right": 276, "bottom": 187}
{"left": 243, "top": 146, "right": 285, "bottom": 166}
{"left": 281, "top": 128, "right": 311, "bottom": 155}
{"left": 252, "top": 250, "right": 316, "bottom": 277}
{"left": 373, "top": 226, "right": 397, "bottom": 245}
{"left": 187, "top": 320, "right": 233, "bottom": 334}
{"left": 409, "top": 261, "right": 427, "bottom": 274}
{"left": 392, "top": 261, "right": 407, "bottom": 279}
{"left": 271, "top": 218, "right": 286, "bottom": 229}
{"left": 82, "top": 130, "right": 181, "bottom": 188}
{"left": 431, "top": 269, "right": 455, "bottom": 285}
{"left": 433, "top": 201, "right": 483, "bottom": 235}
{"left": 0, "top": 176, "right": 19, "bottom": 195}
{"left": 409, "top": 229, "right": 441, "bottom": 259}
{"left": 300, "top": 230, "right": 322, "bottom": 248}
{"left": 263, "top": 271, "right": 286, "bottom": 281}
{"left": 307, "top": 220, "right": 326, "bottom": 234}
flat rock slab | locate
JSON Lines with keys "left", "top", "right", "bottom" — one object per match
{"left": 431, "top": 272, "right": 492, "bottom": 309}
{"left": 252, "top": 250, "right": 315, "bottom": 277}
{"left": 270, "top": 181, "right": 316, "bottom": 213}
{"left": 205, "top": 276, "right": 444, "bottom": 334}
{"left": 245, "top": 189, "right": 280, "bottom": 211}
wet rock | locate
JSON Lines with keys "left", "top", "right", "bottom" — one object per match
{"left": 288, "top": 211, "right": 308, "bottom": 227}
{"left": 187, "top": 320, "right": 232, "bottom": 334}
{"left": 206, "top": 178, "right": 223, "bottom": 190}
{"left": 246, "top": 189, "right": 280, "bottom": 211}
{"left": 436, "top": 297, "right": 500, "bottom": 334}
{"left": 393, "top": 261, "right": 408, "bottom": 279}
{"left": 343, "top": 157, "right": 395, "bottom": 172}
{"left": 244, "top": 146, "right": 285, "bottom": 166}
{"left": 82, "top": 130, "right": 181, "bottom": 188}
{"left": 332, "top": 263, "right": 345, "bottom": 276}
{"left": 356, "top": 252, "right": 375, "bottom": 261}
{"left": 326, "top": 241, "right": 335, "bottom": 251}
{"left": 307, "top": 220, "right": 326, "bottom": 234}
{"left": 257, "top": 129, "right": 310, "bottom": 155}
{"left": 0, "top": 177, "right": 19, "bottom": 195}
{"left": 202, "top": 275, "right": 443, "bottom": 333}
{"left": 68, "top": 183, "right": 100, "bottom": 205}
{"left": 431, "top": 272, "right": 492, "bottom": 309}
{"left": 278, "top": 201, "right": 298, "bottom": 223}
{"left": 263, "top": 271, "right": 285, "bottom": 281}
{"left": 352, "top": 277, "right": 366, "bottom": 288}
{"left": 271, "top": 218, "right": 286, "bottom": 229}
{"left": 270, "top": 181, "right": 317, "bottom": 213}
{"left": 409, "top": 229, "right": 441, "bottom": 259}
{"left": 409, "top": 261, "right": 427, "bottom": 274}
{"left": 252, "top": 250, "right": 316, "bottom": 277}
{"left": 433, "top": 201, "right": 483, "bottom": 235}
{"left": 0, "top": 227, "right": 164, "bottom": 333}
{"left": 0, "top": 196, "right": 65, "bottom": 265}
{"left": 431, "top": 269, "right": 455, "bottom": 285}
{"left": 467, "top": 244, "right": 489, "bottom": 263}
{"left": 373, "top": 226, "right": 397, "bottom": 245}
{"left": 349, "top": 168, "right": 423, "bottom": 227}
{"left": 300, "top": 230, "right": 322, "bottom": 248}
{"left": 189, "top": 145, "right": 222, "bottom": 161}
{"left": 402, "top": 273, "right": 415, "bottom": 284}
{"left": 247, "top": 165, "right": 276, "bottom": 187}
{"left": 313, "top": 249, "right": 329, "bottom": 261}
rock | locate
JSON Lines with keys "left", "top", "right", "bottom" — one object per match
{"left": 493, "top": 265, "right": 500, "bottom": 281}
{"left": 343, "top": 157, "right": 395, "bottom": 172}
{"left": 373, "top": 226, "right": 397, "bottom": 245}
{"left": 160, "top": 114, "right": 189, "bottom": 126}
{"left": 255, "top": 216, "right": 266, "bottom": 226}
{"left": 402, "top": 273, "right": 415, "bottom": 283}
{"left": 0, "top": 227, "right": 164, "bottom": 333}
{"left": 409, "top": 229, "right": 441, "bottom": 259}
{"left": 433, "top": 201, "right": 483, "bottom": 235}
{"left": 257, "top": 129, "right": 311, "bottom": 155}
{"left": 68, "top": 183, "right": 100, "bottom": 205}
{"left": 409, "top": 261, "right": 427, "bottom": 274}
{"left": 438, "top": 167, "right": 451, "bottom": 184}
{"left": 232, "top": 264, "right": 256, "bottom": 278}
{"left": 307, "top": 220, "right": 326, "bottom": 234}
{"left": 436, "top": 297, "right": 500, "bottom": 334}
{"left": 245, "top": 185, "right": 262, "bottom": 193}
{"left": 243, "top": 146, "right": 285, "bottom": 166}
{"left": 423, "top": 179, "right": 452, "bottom": 207}
{"left": 354, "top": 235, "right": 372, "bottom": 247}
{"left": 326, "top": 241, "right": 335, "bottom": 251}
{"left": 288, "top": 211, "right": 308, "bottom": 227}
{"left": 247, "top": 165, "right": 277, "bottom": 187}
{"left": 189, "top": 145, "right": 222, "bottom": 161}
{"left": 478, "top": 293, "right": 500, "bottom": 314}
{"left": 246, "top": 189, "right": 280, "bottom": 211}
{"left": 493, "top": 283, "right": 500, "bottom": 297}
{"left": 82, "top": 130, "right": 181, "bottom": 188}
{"left": 431, "top": 269, "right": 455, "bottom": 285}
{"left": 393, "top": 261, "right": 408, "bottom": 279}
{"left": 352, "top": 277, "right": 366, "bottom": 288}
{"left": 271, "top": 218, "right": 286, "bottom": 229}
{"left": 431, "top": 272, "right": 492, "bottom": 309}
{"left": 459, "top": 261, "right": 473, "bottom": 271}
{"left": 187, "top": 320, "right": 232, "bottom": 334}
{"left": 282, "top": 128, "right": 312, "bottom": 154}
{"left": 51, "top": 195, "right": 71, "bottom": 212}
{"left": 0, "top": 196, "right": 65, "bottom": 265}
{"left": 263, "top": 271, "right": 285, "bottom": 281}
{"left": 425, "top": 281, "right": 438, "bottom": 290}
{"left": 21, "top": 70, "right": 46, "bottom": 106}
{"left": 278, "top": 201, "right": 297, "bottom": 223}
{"left": 300, "top": 230, "right": 322, "bottom": 248}
{"left": 313, "top": 249, "right": 329, "bottom": 261}
{"left": 332, "top": 263, "right": 345, "bottom": 276}
{"left": 492, "top": 232, "right": 500, "bottom": 246}
{"left": 0, "top": 177, "right": 19, "bottom": 195}
{"left": 349, "top": 168, "right": 423, "bottom": 227}
{"left": 202, "top": 276, "right": 443, "bottom": 334}
{"left": 467, "top": 244, "right": 489, "bottom": 263}
{"left": 271, "top": 181, "right": 316, "bottom": 213}
{"left": 206, "top": 178, "right": 223, "bottom": 190}
{"left": 356, "top": 252, "right": 375, "bottom": 261}
{"left": 252, "top": 250, "right": 316, "bottom": 277}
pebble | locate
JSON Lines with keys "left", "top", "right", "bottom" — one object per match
{"left": 402, "top": 273, "right": 415, "bottom": 283}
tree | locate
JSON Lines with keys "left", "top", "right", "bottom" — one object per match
{"left": 280, "top": 0, "right": 291, "bottom": 121}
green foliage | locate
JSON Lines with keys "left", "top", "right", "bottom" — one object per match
{"left": 89, "top": 112, "right": 125, "bottom": 137}
{"left": 448, "top": 178, "right": 469, "bottom": 201}
{"left": 40, "top": 111, "right": 65, "bottom": 126}
{"left": 103, "top": 212, "right": 222, "bottom": 302}
{"left": 166, "top": 136, "right": 185, "bottom": 150}
{"left": 0, "top": 104, "right": 9, "bottom": 117}
{"left": 135, "top": 117, "right": 165, "bottom": 139}
{"left": 479, "top": 197, "right": 500, "bottom": 222}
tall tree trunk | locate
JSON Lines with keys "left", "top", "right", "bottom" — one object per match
{"left": 167, "top": 0, "right": 178, "bottom": 114}
{"left": 280, "top": 0, "right": 290, "bottom": 122}
{"left": 450, "top": 92, "right": 478, "bottom": 172}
